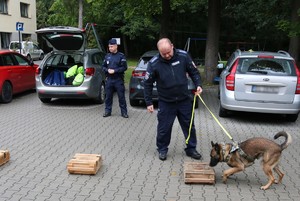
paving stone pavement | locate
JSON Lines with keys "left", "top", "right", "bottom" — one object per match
{"left": 0, "top": 86, "right": 299, "bottom": 201}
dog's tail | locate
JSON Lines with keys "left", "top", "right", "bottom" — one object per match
{"left": 274, "top": 131, "right": 292, "bottom": 150}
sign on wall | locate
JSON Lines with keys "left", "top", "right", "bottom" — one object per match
{"left": 16, "top": 22, "right": 24, "bottom": 31}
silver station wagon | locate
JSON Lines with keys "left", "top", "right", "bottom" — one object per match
{"left": 35, "top": 26, "right": 106, "bottom": 104}
{"left": 219, "top": 49, "right": 300, "bottom": 122}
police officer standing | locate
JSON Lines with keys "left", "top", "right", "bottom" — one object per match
{"left": 102, "top": 38, "right": 128, "bottom": 118}
{"left": 144, "top": 38, "right": 202, "bottom": 161}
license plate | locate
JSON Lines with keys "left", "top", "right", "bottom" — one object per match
{"left": 252, "top": 86, "right": 279, "bottom": 93}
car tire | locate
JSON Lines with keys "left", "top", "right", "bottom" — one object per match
{"left": 285, "top": 114, "right": 298, "bottom": 122}
{"left": 94, "top": 82, "right": 105, "bottom": 104}
{"left": 39, "top": 98, "right": 51, "bottom": 103}
{"left": 0, "top": 81, "right": 13, "bottom": 103}
{"left": 219, "top": 104, "right": 229, "bottom": 117}
{"left": 130, "top": 99, "right": 139, "bottom": 106}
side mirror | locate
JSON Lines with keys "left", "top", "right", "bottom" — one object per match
{"left": 217, "top": 63, "right": 224, "bottom": 69}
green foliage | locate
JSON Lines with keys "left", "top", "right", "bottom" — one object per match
{"left": 36, "top": 0, "right": 297, "bottom": 43}
{"left": 47, "top": 0, "right": 78, "bottom": 26}
{"left": 36, "top": 0, "right": 54, "bottom": 28}
{"left": 277, "top": 20, "right": 300, "bottom": 37}
{"left": 36, "top": 0, "right": 298, "bottom": 57}
{"left": 35, "top": 0, "right": 299, "bottom": 84}
{"left": 223, "top": 0, "right": 291, "bottom": 42}
{"left": 171, "top": 0, "right": 207, "bottom": 14}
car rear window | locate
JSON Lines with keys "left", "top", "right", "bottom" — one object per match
{"left": 45, "top": 33, "right": 84, "bottom": 51}
{"left": 46, "top": 54, "right": 83, "bottom": 66}
{"left": 137, "top": 57, "right": 153, "bottom": 69}
{"left": 237, "top": 58, "right": 296, "bottom": 76}
{"left": 10, "top": 42, "right": 20, "bottom": 49}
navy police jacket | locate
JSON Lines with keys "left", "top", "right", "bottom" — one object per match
{"left": 102, "top": 52, "right": 128, "bottom": 79}
{"left": 144, "top": 48, "right": 202, "bottom": 106}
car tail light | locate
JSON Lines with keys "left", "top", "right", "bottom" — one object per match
{"left": 132, "top": 70, "right": 146, "bottom": 77}
{"left": 86, "top": 67, "right": 95, "bottom": 76}
{"left": 295, "top": 64, "right": 300, "bottom": 94}
{"left": 225, "top": 59, "right": 239, "bottom": 91}
{"left": 258, "top": 55, "right": 274, "bottom": 59}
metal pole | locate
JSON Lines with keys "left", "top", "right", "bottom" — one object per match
{"left": 18, "top": 30, "right": 21, "bottom": 54}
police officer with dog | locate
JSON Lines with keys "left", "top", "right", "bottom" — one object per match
{"left": 102, "top": 38, "right": 128, "bottom": 118}
{"left": 144, "top": 38, "right": 203, "bottom": 161}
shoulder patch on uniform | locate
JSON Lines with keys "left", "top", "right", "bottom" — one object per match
{"left": 177, "top": 49, "right": 189, "bottom": 59}
{"left": 178, "top": 49, "right": 186, "bottom": 53}
{"left": 178, "top": 49, "right": 188, "bottom": 55}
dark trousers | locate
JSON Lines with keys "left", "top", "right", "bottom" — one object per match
{"left": 156, "top": 99, "right": 197, "bottom": 154}
{"left": 105, "top": 78, "right": 127, "bottom": 114}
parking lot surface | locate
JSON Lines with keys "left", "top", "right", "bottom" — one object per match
{"left": 0, "top": 86, "right": 299, "bottom": 201}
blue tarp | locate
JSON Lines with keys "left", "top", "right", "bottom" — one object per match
{"left": 44, "top": 70, "right": 66, "bottom": 86}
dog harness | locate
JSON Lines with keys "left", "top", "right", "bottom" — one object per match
{"left": 221, "top": 143, "right": 255, "bottom": 164}
{"left": 237, "top": 148, "right": 255, "bottom": 163}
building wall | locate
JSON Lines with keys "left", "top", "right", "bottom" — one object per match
{"left": 0, "top": 0, "right": 37, "bottom": 49}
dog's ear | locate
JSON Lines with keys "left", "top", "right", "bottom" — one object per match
{"left": 211, "top": 141, "right": 220, "bottom": 152}
{"left": 215, "top": 144, "right": 220, "bottom": 152}
{"left": 211, "top": 141, "right": 218, "bottom": 148}
{"left": 211, "top": 141, "right": 218, "bottom": 147}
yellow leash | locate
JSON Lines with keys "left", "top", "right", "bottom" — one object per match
{"left": 186, "top": 95, "right": 197, "bottom": 144}
{"left": 186, "top": 94, "right": 235, "bottom": 145}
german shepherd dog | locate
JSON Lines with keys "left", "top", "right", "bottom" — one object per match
{"left": 209, "top": 131, "right": 292, "bottom": 190}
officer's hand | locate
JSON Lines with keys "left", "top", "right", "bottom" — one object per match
{"left": 147, "top": 105, "right": 154, "bottom": 113}
{"left": 108, "top": 69, "right": 115, "bottom": 74}
{"left": 194, "top": 86, "right": 203, "bottom": 96}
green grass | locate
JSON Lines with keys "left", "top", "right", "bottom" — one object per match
{"left": 125, "top": 58, "right": 138, "bottom": 84}
{"left": 127, "top": 59, "right": 138, "bottom": 68}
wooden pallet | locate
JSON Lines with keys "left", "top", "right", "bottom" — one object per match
{"left": 184, "top": 162, "right": 215, "bottom": 184}
{"left": 0, "top": 150, "right": 10, "bottom": 166}
{"left": 67, "top": 153, "right": 102, "bottom": 175}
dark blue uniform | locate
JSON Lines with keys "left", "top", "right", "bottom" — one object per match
{"left": 144, "top": 48, "right": 202, "bottom": 155}
{"left": 103, "top": 51, "right": 128, "bottom": 115}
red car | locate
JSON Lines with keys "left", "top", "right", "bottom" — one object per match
{"left": 0, "top": 50, "right": 38, "bottom": 103}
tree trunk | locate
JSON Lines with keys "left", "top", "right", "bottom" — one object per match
{"left": 204, "top": 0, "right": 221, "bottom": 84}
{"left": 78, "top": 0, "right": 83, "bottom": 28}
{"left": 160, "top": 0, "right": 171, "bottom": 38}
{"left": 288, "top": 0, "right": 300, "bottom": 65}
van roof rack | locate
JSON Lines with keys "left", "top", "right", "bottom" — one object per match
{"left": 278, "top": 50, "right": 291, "bottom": 57}
{"left": 235, "top": 49, "right": 242, "bottom": 56}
